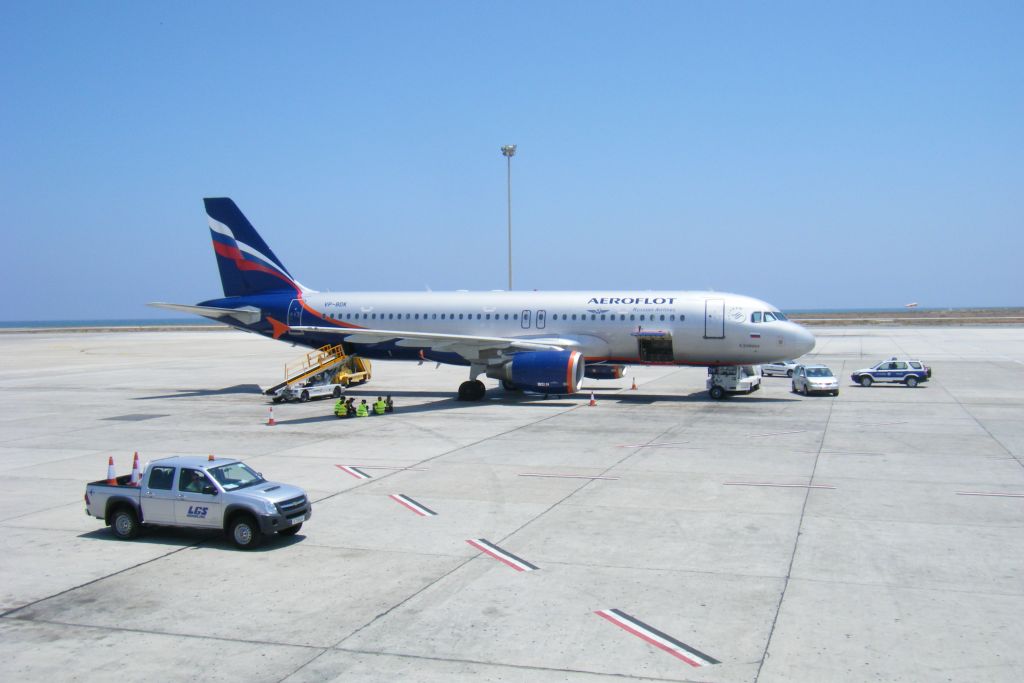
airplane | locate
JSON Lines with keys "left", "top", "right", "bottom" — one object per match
{"left": 151, "top": 198, "right": 816, "bottom": 401}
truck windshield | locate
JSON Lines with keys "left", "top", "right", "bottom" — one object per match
{"left": 208, "top": 463, "right": 265, "bottom": 491}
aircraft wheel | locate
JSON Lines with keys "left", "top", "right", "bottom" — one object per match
{"left": 458, "top": 380, "right": 486, "bottom": 401}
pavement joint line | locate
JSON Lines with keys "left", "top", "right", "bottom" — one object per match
{"left": 327, "top": 646, "right": 704, "bottom": 683}
{"left": 0, "top": 543, "right": 200, "bottom": 619}
{"left": 323, "top": 399, "right": 593, "bottom": 653}
{"left": 747, "top": 430, "right": 808, "bottom": 437}
{"left": 723, "top": 482, "right": 836, "bottom": 489}
{"left": 778, "top": 574, "right": 1024, "bottom": 598}
{"left": 754, "top": 390, "right": 837, "bottom": 683}
{"left": 308, "top": 397, "right": 589, "bottom": 507}
{"left": 3, "top": 614, "right": 326, "bottom": 652}
{"left": 517, "top": 473, "right": 621, "bottom": 480}
{"left": 937, "top": 375, "right": 1024, "bottom": 472}
{"left": 955, "top": 491, "right": 1024, "bottom": 498}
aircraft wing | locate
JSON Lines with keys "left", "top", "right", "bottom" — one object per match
{"left": 289, "top": 325, "right": 569, "bottom": 361}
{"left": 148, "top": 302, "right": 262, "bottom": 325}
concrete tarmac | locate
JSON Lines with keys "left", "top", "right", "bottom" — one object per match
{"left": 0, "top": 327, "right": 1022, "bottom": 682}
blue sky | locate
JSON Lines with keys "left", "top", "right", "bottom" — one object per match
{"left": 2, "top": 1, "right": 1021, "bottom": 320}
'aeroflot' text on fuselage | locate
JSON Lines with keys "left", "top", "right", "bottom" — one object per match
{"left": 587, "top": 297, "right": 676, "bottom": 305}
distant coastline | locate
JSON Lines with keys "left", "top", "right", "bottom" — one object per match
{"left": 2, "top": 307, "right": 1022, "bottom": 332}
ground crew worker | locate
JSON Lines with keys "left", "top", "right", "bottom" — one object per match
{"left": 373, "top": 396, "right": 386, "bottom": 415}
{"left": 334, "top": 397, "right": 347, "bottom": 418}
{"left": 385, "top": 395, "right": 394, "bottom": 413}
{"left": 356, "top": 399, "right": 369, "bottom": 417}
{"left": 345, "top": 397, "right": 356, "bottom": 417}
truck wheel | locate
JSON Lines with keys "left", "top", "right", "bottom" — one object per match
{"left": 228, "top": 514, "right": 263, "bottom": 549}
{"left": 332, "top": 386, "right": 342, "bottom": 398}
{"left": 709, "top": 386, "right": 725, "bottom": 400}
{"left": 905, "top": 376, "right": 918, "bottom": 388}
{"left": 786, "top": 369, "right": 794, "bottom": 378}
{"left": 111, "top": 506, "right": 140, "bottom": 540}
{"left": 278, "top": 523, "right": 302, "bottom": 537}
{"left": 860, "top": 376, "right": 873, "bottom": 387}
{"left": 300, "top": 390, "right": 310, "bottom": 402}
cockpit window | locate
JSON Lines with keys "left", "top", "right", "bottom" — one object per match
{"left": 763, "top": 312, "right": 777, "bottom": 322}
{"left": 751, "top": 312, "right": 762, "bottom": 323}
{"left": 773, "top": 311, "right": 788, "bottom": 321}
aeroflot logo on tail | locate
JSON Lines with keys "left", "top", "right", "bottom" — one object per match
{"left": 587, "top": 297, "right": 676, "bottom": 305}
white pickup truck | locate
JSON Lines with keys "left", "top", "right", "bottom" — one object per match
{"left": 84, "top": 456, "right": 311, "bottom": 549}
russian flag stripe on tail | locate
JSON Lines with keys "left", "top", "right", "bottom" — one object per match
{"left": 204, "top": 198, "right": 299, "bottom": 297}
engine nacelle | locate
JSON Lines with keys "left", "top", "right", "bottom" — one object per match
{"left": 489, "top": 350, "right": 585, "bottom": 394}
{"left": 584, "top": 364, "right": 627, "bottom": 380}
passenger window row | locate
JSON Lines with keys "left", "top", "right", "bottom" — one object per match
{"left": 317, "top": 312, "right": 684, "bottom": 323}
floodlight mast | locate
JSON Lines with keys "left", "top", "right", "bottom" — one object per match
{"left": 501, "top": 144, "right": 516, "bottom": 290}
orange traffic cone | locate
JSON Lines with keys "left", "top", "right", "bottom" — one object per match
{"left": 631, "top": 377, "right": 638, "bottom": 390}
{"left": 128, "top": 452, "right": 141, "bottom": 486}
{"left": 105, "top": 456, "right": 117, "bottom": 485}
{"left": 589, "top": 392, "right": 597, "bottom": 407}
{"left": 267, "top": 406, "right": 276, "bottom": 426}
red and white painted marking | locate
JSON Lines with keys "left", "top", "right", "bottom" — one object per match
{"left": 335, "top": 465, "right": 372, "bottom": 480}
{"left": 724, "top": 482, "right": 836, "bottom": 489}
{"left": 956, "top": 491, "right": 1024, "bottom": 498}
{"left": 618, "top": 441, "right": 690, "bottom": 448}
{"left": 466, "top": 539, "right": 538, "bottom": 572}
{"left": 389, "top": 493, "right": 437, "bottom": 516}
{"left": 595, "top": 609, "right": 719, "bottom": 667}
{"left": 517, "top": 473, "right": 619, "bottom": 480}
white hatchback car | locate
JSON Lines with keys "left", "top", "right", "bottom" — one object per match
{"left": 792, "top": 364, "right": 840, "bottom": 396}
{"left": 762, "top": 360, "right": 799, "bottom": 377}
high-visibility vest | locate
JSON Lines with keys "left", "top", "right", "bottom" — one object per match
{"left": 356, "top": 403, "right": 369, "bottom": 417}
{"left": 334, "top": 400, "right": 346, "bottom": 416}
{"left": 373, "top": 400, "right": 386, "bottom": 415}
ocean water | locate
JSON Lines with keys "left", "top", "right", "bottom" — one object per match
{"left": 0, "top": 319, "right": 220, "bottom": 329}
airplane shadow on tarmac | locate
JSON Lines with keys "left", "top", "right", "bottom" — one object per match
{"left": 77, "top": 527, "right": 306, "bottom": 552}
{"left": 135, "top": 384, "right": 265, "bottom": 400}
{"left": 272, "top": 388, "right": 794, "bottom": 423}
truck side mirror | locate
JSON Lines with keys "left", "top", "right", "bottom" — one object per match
{"left": 202, "top": 484, "right": 217, "bottom": 495}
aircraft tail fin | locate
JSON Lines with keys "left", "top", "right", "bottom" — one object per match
{"left": 204, "top": 197, "right": 301, "bottom": 297}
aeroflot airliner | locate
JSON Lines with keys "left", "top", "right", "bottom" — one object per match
{"left": 151, "top": 198, "right": 815, "bottom": 400}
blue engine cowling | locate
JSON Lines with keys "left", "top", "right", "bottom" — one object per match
{"left": 491, "top": 350, "right": 585, "bottom": 394}
{"left": 584, "top": 363, "right": 626, "bottom": 380}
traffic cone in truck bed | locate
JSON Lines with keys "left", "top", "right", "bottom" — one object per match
{"left": 128, "top": 452, "right": 141, "bottom": 486}
{"left": 106, "top": 456, "right": 117, "bottom": 485}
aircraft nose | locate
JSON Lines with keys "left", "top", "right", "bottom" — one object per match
{"left": 790, "top": 323, "right": 816, "bottom": 357}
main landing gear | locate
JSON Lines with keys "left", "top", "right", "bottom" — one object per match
{"left": 457, "top": 379, "right": 486, "bottom": 401}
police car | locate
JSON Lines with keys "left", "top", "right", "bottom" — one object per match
{"left": 851, "top": 357, "right": 932, "bottom": 387}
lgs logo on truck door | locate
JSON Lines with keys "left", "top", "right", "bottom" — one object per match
{"left": 187, "top": 505, "right": 209, "bottom": 518}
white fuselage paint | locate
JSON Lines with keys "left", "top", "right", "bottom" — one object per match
{"left": 293, "top": 289, "right": 815, "bottom": 366}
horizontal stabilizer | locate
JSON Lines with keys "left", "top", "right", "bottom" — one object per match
{"left": 148, "top": 302, "right": 261, "bottom": 325}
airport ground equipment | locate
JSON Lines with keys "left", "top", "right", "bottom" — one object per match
{"left": 265, "top": 345, "right": 371, "bottom": 402}
{"left": 850, "top": 358, "right": 931, "bottom": 387}
{"left": 792, "top": 364, "right": 840, "bottom": 396}
{"left": 706, "top": 365, "right": 762, "bottom": 399}
{"left": 84, "top": 456, "right": 311, "bottom": 549}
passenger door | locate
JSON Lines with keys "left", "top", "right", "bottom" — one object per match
{"left": 287, "top": 299, "right": 302, "bottom": 326}
{"left": 173, "top": 468, "right": 224, "bottom": 529}
{"left": 141, "top": 465, "right": 178, "bottom": 524}
{"left": 704, "top": 299, "right": 725, "bottom": 339}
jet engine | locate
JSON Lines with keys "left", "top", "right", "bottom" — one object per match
{"left": 488, "top": 350, "right": 585, "bottom": 394}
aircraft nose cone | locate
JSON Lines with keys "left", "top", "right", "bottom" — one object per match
{"left": 792, "top": 324, "right": 816, "bottom": 357}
